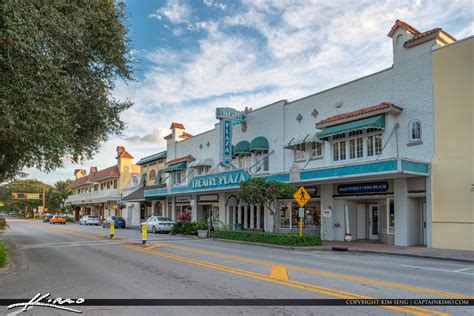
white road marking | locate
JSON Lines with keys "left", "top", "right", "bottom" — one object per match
{"left": 21, "top": 240, "right": 128, "bottom": 249}
{"left": 401, "top": 264, "right": 474, "bottom": 275}
{"left": 293, "top": 251, "right": 323, "bottom": 257}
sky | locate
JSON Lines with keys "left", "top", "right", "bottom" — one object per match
{"left": 26, "top": 0, "right": 473, "bottom": 184}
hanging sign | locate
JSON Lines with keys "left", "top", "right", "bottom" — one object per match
{"left": 216, "top": 107, "right": 245, "bottom": 168}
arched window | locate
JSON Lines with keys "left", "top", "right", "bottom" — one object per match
{"left": 409, "top": 120, "right": 422, "bottom": 141}
{"left": 149, "top": 169, "right": 156, "bottom": 180}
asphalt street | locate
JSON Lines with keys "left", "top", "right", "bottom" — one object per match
{"left": 0, "top": 219, "right": 473, "bottom": 315}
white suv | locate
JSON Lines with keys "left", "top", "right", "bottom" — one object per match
{"left": 80, "top": 215, "right": 99, "bottom": 226}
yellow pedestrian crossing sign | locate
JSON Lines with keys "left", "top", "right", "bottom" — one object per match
{"left": 294, "top": 186, "right": 311, "bottom": 207}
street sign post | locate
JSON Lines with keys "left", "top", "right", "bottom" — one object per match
{"left": 293, "top": 186, "right": 311, "bottom": 238}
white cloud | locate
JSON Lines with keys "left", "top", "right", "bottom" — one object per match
{"left": 203, "top": 0, "right": 227, "bottom": 10}
{"left": 149, "top": 0, "right": 191, "bottom": 24}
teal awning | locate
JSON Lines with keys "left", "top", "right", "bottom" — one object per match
{"left": 162, "top": 161, "right": 187, "bottom": 173}
{"left": 234, "top": 141, "right": 250, "bottom": 154}
{"left": 250, "top": 136, "right": 269, "bottom": 151}
{"left": 317, "top": 115, "right": 385, "bottom": 140}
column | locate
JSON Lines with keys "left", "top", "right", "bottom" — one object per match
{"left": 256, "top": 205, "right": 261, "bottom": 229}
{"left": 394, "top": 178, "right": 409, "bottom": 246}
{"left": 425, "top": 176, "right": 433, "bottom": 248}
{"left": 237, "top": 205, "right": 242, "bottom": 224}
{"left": 171, "top": 197, "right": 176, "bottom": 221}
{"left": 191, "top": 194, "right": 198, "bottom": 222}
{"left": 320, "top": 184, "right": 334, "bottom": 240}
{"left": 250, "top": 205, "right": 255, "bottom": 229}
{"left": 243, "top": 206, "right": 248, "bottom": 229}
{"left": 151, "top": 201, "right": 155, "bottom": 216}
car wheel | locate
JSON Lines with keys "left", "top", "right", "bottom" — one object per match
{"left": 79, "top": 222, "right": 82, "bottom": 225}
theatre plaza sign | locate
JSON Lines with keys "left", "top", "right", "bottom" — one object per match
{"left": 191, "top": 169, "right": 250, "bottom": 190}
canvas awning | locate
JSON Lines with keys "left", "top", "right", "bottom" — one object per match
{"left": 234, "top": 141, "right": 250, "bottom": 155}
{"left": 189, "top": 158, "right": 213, "bottom": 168}
{"left": 162, "top": 161, "right": 187, "bottom": 173}
{"left": 317, "top": 115, "right": 385, "bottom": 140}
{"left": 249, "top": 136, "right": 269, "bottom": 151}
{"left": 284, "top": 134, "right": 310, "bottom": 148}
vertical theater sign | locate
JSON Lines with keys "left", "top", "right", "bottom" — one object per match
{"left": 216, "top": 107, "right": 246, "bottom": 167}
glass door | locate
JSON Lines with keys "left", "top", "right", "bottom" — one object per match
{"left": 368, "top": 204, "right": 379, "bottom": 239}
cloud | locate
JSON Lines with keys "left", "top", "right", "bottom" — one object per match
{"left": 125, "top": 129, "right": 169, "bottom": 144}
{"left": 149, "top": 0, "right": 191, "bottom": 24}
{"left": 203, "top": 0, "right": 227, "bottom": 10}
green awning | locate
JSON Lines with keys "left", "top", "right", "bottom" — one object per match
{"left": 234, "top": 141, "right": 250, "bottom": 154}
{"left": 162, "top": 161, "right": 187, "bottom": 173}
{"left": 317, "top": 115, "right": 385, "bottom": 140}
{"left": 249, "top": 136, "right": 269, "bottom": 151}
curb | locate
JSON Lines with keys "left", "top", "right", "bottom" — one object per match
{"left": 213, "top": 238, "right": 474, "bottom": 263}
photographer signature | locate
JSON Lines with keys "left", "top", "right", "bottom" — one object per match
{"left": 7, "top": 293, "right": 85, "bottom": 313}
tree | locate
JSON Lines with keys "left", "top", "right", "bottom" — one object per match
{"left": 237, "top": 178, "right": 296, "bottom": 232}
{"left": 45, "top": 179, "right": 73, "bottom": 212}
{"left": 0, "top": 1, "right": 133, "bottom": 182}
{"left": 0, "top": 180, "right": 53, "bottom": 217}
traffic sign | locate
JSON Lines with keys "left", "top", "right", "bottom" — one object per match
{"left": 298, "top": 207, "right": 305, "bottom": 218}
{"left": 293, "top": 186, "right": 311, "bottom": 207}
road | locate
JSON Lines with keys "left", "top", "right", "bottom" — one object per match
{"left": 0, "top": 219, "right": 472, "bottom": 315}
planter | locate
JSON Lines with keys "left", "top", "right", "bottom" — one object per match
{"left": 197, "top": 230, "right": 208, "bottom": 238}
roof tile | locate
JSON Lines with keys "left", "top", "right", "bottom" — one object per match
{"left": 316, "top": 103, "right": 403, "bottom": 126}
{"left": 166, "top": 155, "right": 194, "bottom": 165}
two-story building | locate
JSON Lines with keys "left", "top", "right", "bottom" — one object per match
{"left": 66, "top": 146, "right": 141, "bottom": 222}
{"left": 122, "top": 150, "right": 167, "bottom": 227}
{"left": 141, "top": 19, "right": 468, "bottom": 250}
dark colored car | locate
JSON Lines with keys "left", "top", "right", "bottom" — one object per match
{"left": 43, "top": 214, "right": 53, "bottom": 223}
{"left": 102, "top": 216, "right": 126, "bottom": 229}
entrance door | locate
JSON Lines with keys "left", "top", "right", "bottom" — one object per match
{"left": 421, "top": 202, "right": 427, "bottom": 246}
{"left": 368, "top": 204, "right": 379, "bottom": 240}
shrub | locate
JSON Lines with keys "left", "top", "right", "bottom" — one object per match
{"left": 171, "top": 222, "right": 197, "bottom": 235}
{"left": 214, "top": 230, "right": 322, "bottom": 247}
{"left": 66, "top": 218, "right": 74, "bottom": 223}
{"left": 195, "top": 220, "right": 209, "bottom": 231}
{"left": 0, "top": 241, "right": 7, "bottom": 267}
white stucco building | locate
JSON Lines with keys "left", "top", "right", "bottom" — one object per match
{"left": 142, "top": 20, "right": 459, "bottom": 247}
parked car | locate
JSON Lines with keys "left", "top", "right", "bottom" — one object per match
{"left": 43, "top": 214, "right": 54, "bottom": 223}
{"left": 143, "top": 216, "right": 176, "bottom": 234}
{"left": 80, "top": 215, "right": 99, "bottom": 226}
{"left": 50, "top": 215, "right": 67, "bottom": 224}
{"left": 103, "top": 216, "right": 126, "bottom": 229}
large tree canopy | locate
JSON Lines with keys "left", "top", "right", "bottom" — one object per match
{"left": 0, "top": 1, "right": 133, "bottom": 181}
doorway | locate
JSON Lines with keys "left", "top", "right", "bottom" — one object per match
{"left": 368, "top": 204, "right": 379, "bottom": 239}
{"left": 421, "top": 202, "right": 427, "bottom": 246}
{"left": 202, "top": 204, "right": 219, "bottom": 229}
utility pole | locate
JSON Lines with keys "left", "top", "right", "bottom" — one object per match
{"left": 42, "top": 185, "right": 45, "bottom": 211}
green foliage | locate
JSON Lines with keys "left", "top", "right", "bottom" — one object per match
{"left": 195, "top": 219, "right": 209, "bottom": 231}
{"left": 0, "top": 1, "right": 134, "bottom": 181}
{"left": 215, "top": 230, "right": 322, "bottom": 247}
{"left": 0, "top": 218, "right": 8, "bottom": 230}
{"left": 237, "top": 178, "right": 296, "bottom": 232}
{"left": 66, "top": 217, "right": 74, "bottom": 223}
{"left": 45, "top": 179, "right": 74, "bottom": 212}
{"left": 171, "top": 222, "right": 197, "bottom": 235}
{"left": 0, "top": 180, "right": 52, "bottom": 216}
{"left": 0, "top": 241, "right": 7, "bottom": 267}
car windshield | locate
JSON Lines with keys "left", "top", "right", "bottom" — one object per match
{"left": 89, "top": 216, "right": 97, "bottom": 219}
{"left": 157, "top": 217, "right": 173, "bottom": 222}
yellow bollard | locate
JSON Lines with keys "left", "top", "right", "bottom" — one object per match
{"left": 110, "top": 220, "right": 115, "bottom": 239}
{"left": 142, "top": 223, "right": 147, "bottom": 245}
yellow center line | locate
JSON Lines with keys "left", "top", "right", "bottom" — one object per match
{"left": 123, "top": 244, "right": 447, "bottom": 316}
{"left": 156, "top": 243, "right": 471, "bottom": 299}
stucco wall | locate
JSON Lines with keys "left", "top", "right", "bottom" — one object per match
{"left": 431, "top": 37, "right": 474, "bottom": 251}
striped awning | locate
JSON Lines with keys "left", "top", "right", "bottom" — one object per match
{"left": 284, "top": 134, "right": 310, "bottom": 148}
{"left": 162, "top": 161, "right": 187, "bottom": 173}
{"left": 317, "top": 115, "right": 385, "bottom": 140}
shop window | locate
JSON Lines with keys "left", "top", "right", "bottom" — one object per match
{"left": 333, "top": 140, "right": 346, "bottom": 161}
{"left": 310, "top": 142, "right": 323, "bottom": 158}
{"left": 293, "top": 143, "right": 306, "bottom": 161}
{"left": 349, "top": 137, "right": 364, "bottom": 159}
{"left": 409, "top": 120, "right": 422, "bottom": 142}
{"left": 255, "top": 150, "right": 269, "bottom": 173}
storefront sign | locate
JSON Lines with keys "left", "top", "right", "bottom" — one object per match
{"left": 216, "top": 107, "right": 245, "bottom": 167}
{"left": 191, "top": 169, "right": 250, "bottom": 190}
{"left": 337, "top": 181, "right": 389, "bottom": 194}
{"left": 216, "top": 107, "right": 246, "bottom": 121}
{"left": 198, "top": 195, "right": 219, "bottom": 202}
{"left": 176, "top": 196, "right": 191, "bottom": 203}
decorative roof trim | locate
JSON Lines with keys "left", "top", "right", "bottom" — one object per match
{"left": 387, "top": 19, "right": 421, "bottom": 38}
{"left": 165, "top": 154, "right": 194, "bottom": 165}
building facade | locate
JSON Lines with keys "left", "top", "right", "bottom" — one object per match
{"left": 66, "top": 146, "right": 141, "bottom": 222}
{"left": 141, "top": 20, "right": 462, "bottom": 248}
{"left": 122, "top": 151, "right": 167, "bottom": 227}
{"left": 431, "top": 36, "right": 473, "bottom": 251}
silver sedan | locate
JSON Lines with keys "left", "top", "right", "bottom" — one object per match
{"left": 143, "top": 216, "right": 176, "bottom": 234}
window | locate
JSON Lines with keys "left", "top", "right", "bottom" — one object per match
{"left": 173, "top": 171, "right": 185, "bottom": 185}
{"left": 333, "top": 140, "right": 346, "bottom": 161}
{"left": 293, "top": 143, "right": 306, "bottom": 161}
{"left": 197, "top": 165, "right": 210, "bottom": 176}
{"left": 149, "top": 169, "right": 156, "bottom": 180}
{"left": 310, "top": 142, "right": 322, "bottom": 158}
{"left": 349, "top": 137, "right": 363, "bottom": 159}
{"left": 113, "top": 180, "right": 117, "bottom": 189}
{"left": 367, "top": 134, "right": 383, "bottom": 157}
{"left": 239, "top": 154, "right": 252, "bottom": 169}
{"left": 106, "top": 181, "right": 110, "bottom": 189}
{"left": 255, "top": 150, "right": 269, "bottom": 173}
{"left": 409, "top": 120, "right": 422, "bottom": 141}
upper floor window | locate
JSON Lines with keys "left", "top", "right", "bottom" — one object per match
{"left": 294, "top": 143, "right": 306, "bottom": 161}
{"left": 173, "top": 171, "right": 185, "bottom": 185}
{"left": 409, "top": 120, "right": 422, "bottom": 142}
{"left": 255, "top": 150, "right": 269, "bottom": 173}
{"left": 113, "top": 180, "right": 117, "bottom": 189}
{"left": 196, "top": 165, "right": 210, "bottom": 176}
{"left": 239, "top": 154, "right": 252, "bottom": 169}
{"left": 367, "top": 134, "right": 383, "bottom": 157}
{"left": 310, "top": 142, "right": 323, "bottom": 158}
{"left": 349, "top": 137, "right": 364, "bottom": 159}
{"left": 333, "top": 140, "right": 346, "bottom": 161}
{"left": 149, "top": 169, "right": 156, "bottom": 181}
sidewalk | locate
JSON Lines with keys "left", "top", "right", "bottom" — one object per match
{"left": 323, "top": 240, "right": 474, "bottom": 263}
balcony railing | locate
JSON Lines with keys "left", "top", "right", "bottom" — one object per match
{"left": 65, "top": 189, "right": 120, "bottom": 204}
